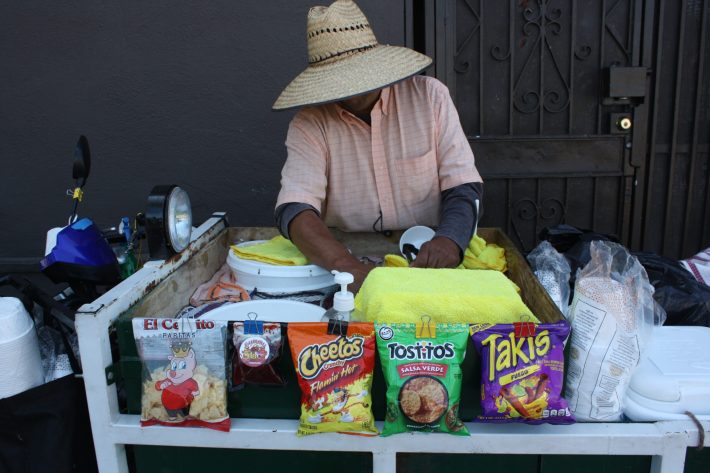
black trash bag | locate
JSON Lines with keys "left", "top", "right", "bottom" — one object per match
{"left": 0, "top": 375, "right": 97, "bottom": 473}
{"left": 539, "top": 224, "right": 618, "bottom": 287}
{"left": 0, "top": 276, "right": 98, "bottom": 473}
{"left": 634, "top": 252, "right": 710, "bottom": 327}
{"left": 539, "top": 224, "right": 619, "bottom": 253}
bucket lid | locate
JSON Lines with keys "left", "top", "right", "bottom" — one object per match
{"left": 201, "top": 299, "right": 325, "bottom": 323}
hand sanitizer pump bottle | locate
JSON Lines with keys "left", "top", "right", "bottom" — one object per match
{"left": 321, "top": 270, "right": 355, "bottom": 322}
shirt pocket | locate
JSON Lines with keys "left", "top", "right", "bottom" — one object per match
{"left": 393, "top": 149, "right": 439, "bottom": 206}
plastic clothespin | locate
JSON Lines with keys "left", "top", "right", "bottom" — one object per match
{"left": 244, "top": 312, "right": 264, "bottom": 335}
{"left": 72, "top": 187, "right": 84, "bottom": 202}
{"left": 416, "top": 315, "right": 435, "bottom": 338}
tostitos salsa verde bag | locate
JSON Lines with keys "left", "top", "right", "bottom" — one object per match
{"left": 376, "top": 322, "right": 469, "bottom": 436}
{"left": 288, "top": 322, "right": 378, "bottom": 436}
{"left": 470, "top": 321, "right": 574, "bottom": 424}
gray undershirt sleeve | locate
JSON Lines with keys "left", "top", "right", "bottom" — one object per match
{"left": 275, "top": 202, "right": 319, "bottom": 239}
{"left": 435, "top": 182, "right": 484, "bottom": 256}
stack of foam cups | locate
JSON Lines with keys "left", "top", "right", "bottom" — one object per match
{"left": 0, "top": 297, "right": 44, "bottom": 398}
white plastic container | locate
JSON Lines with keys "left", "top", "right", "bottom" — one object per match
{"left": 227, "top": 240, "right": 334, "bottom": 293}
{"left": 201, "top": 299, "right": 325, "bottom": 323}
{"left": 623, "top": 325, "right": 710, "bottom": 421}
{"left": 0, "top": 297, "right": 44, "bottom": 398}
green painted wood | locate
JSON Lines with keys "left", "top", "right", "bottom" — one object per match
{"left": 132, "top": 446, "right": 371, "bottom": 473}
{"left": 684, "top": 448, "right": 710, "bottom": 473}
{"left": 540, "top": 455, "right": 651, "bottom": 473}
{"left": 398, "top": 453, "right": 539, "bottom": 473}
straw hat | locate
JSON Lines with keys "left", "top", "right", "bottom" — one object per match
{"left": 273, "top": 0, "right": 432, "bottom": 110}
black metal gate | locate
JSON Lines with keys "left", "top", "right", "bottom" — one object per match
{"left": 413, "top": 0, "right": 709, "bottom": 257}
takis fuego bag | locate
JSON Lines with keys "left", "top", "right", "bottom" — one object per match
{"left": 471, "top": 321, "right": 574, "bottom": 424}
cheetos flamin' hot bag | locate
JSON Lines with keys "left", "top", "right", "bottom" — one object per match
{"left": 288, "top": 322, "right": 377, "bottom": 436}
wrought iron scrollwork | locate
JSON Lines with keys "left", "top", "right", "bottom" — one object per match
{"left": 510, "top": 197, "right": 566, "bottom": 252}
{"left": 513, "top": 0, "right": 570, "bottom": 116}
{"left": 454, "top": 0, "right": 481, "bottom": 74}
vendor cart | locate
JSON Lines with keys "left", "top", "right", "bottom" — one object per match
{"left": 75, "top": 215, "right": 709, "bottom": 473}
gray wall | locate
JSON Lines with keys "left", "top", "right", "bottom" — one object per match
{"left": 0, "top": 1, "right": 406, "bottom": 264}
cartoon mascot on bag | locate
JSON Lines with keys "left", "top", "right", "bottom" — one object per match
{"left": 155, "top": 340, "right": 200, "bottom": 420}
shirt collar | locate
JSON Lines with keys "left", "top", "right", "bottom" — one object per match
{"left": 336, "top": 86, "right": 392, "bottom": 121}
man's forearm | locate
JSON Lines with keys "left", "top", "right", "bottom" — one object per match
{"left": 436, "top": 182, "right": 483, "bottom": 253}
{"left": 288, "top": 210, "right": 373, "bottom": 291}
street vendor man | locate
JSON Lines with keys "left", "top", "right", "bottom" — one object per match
{"left": 273, "top": 0, "right": 483, "bottom": 291}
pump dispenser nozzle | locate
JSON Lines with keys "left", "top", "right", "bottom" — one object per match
{"left": 332, "top": 270, "right": 355, "bottom": 313}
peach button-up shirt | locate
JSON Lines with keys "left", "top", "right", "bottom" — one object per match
{"left": 275, "top": 75, "right": 482, "bottom": 232}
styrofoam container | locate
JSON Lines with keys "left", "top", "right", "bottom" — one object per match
{"left": 0, "top": 297, "right": 34, "bottom": 342}
{"left": 399, "top": 226, "right": 435, "bottom": 260}
{"left": 201, "top": 299, "right": 325, "bottom": 323}
{"left": 623, "top": 326, "right": 710, "bottom": 421}
{"left": 0, "top": 297, "right": 44, "bottom": 398}
{"left": 227, "top": 240, "right": 334, "bottom": 293}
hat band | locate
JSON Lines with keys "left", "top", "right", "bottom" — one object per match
{"left": 309, "top": 43, "right": 377, "bottom": 65}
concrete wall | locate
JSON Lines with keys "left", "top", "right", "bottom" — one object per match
{"left": 0, "top": 0, "right": 406, "bottom": 264}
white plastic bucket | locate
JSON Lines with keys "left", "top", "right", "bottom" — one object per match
{"left": 227, "top": 240, "right": 335, "bottom": 293}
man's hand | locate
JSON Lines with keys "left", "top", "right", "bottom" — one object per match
{"left": 410, "top": 236, "right": 461, "bottom": 268}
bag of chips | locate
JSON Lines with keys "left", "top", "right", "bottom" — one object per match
{"left": 133, "top": 318, "right": 230, "bottom": 431}
{"left": 376, "top": 322, "right": 469, "bottom": 436}
{"left": 470, "top": 321, "right": 574, "bottom": 424}
{"left": 232, "top": 321, "right": 285, "bottom": 387}
{"left": 288, "top": 322, "right": 377, "bottom": 436}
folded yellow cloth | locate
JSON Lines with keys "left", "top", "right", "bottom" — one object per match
{"left": 384, "top": 254, "right": 409, "bottom": 267}
{"left": 231, "top": 236, "right": 308, "bottom": 266}
{"left": 383, "top": 234, "right": 507, "bottom": 272}
{"left": 353, "top": 267, "right": 538, "bottom": 324}
{"left": 462, "top": 235, "right": 507, "bottom": 271}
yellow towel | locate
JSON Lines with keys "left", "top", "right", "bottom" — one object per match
{"left": 353, "top": 267, "right": 538, "bottom": 324}
{"left": 383, "top": 234, "right": 508, "bottom": 272}
{"left": 462, "top": 235, "right": 507, "bottom": 271}
{"left": 231, "top": 236, "right": 309, "bottom": 266}
{"left": 384, "top": 254, "right": 409, "bottom": 267}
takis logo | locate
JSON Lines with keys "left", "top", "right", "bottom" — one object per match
{"left": 481, "top": 330, "right": 551, "bottom": 381}
{"left": 297, "top": 336, "right": 364, "bottom": 379}
{"left": 387, "top": 341, "right": 455, "bottom": 360}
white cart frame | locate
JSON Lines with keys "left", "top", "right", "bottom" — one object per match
{"left": 76, "top": 216, "right": 709, "bottom": 473}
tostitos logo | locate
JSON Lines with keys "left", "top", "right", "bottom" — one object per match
{"left": 297, "top": 336, "right": 364, "bottom": 379}
{"left": 378, "top": 325, "right": 394, "bottom": 340}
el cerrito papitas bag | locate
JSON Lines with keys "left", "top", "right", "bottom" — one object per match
{"left": 376, "top": 322, "right": 469, "bottom": 436}
{"left": 133, "top": 317, "right": 230, "bottom": 432}
{"left": 288, "top": 322, "right": 377, "bottom": 436}
{"left": 471, "top": 321, "right": 574, "bottom": 424}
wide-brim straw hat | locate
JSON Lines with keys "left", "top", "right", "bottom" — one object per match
{"left": 273, "top": 0, "right": 432, "bottom": 110}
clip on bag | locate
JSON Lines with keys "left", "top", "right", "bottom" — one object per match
{"left": 133, "top": 317, "right": 230, "bottom": 431}
{"left": 376, "top": 321, "right": 469, "bottom": 436}
{"left": 288, "top": 321, "right": 378, "bottom": 436}
{"left": 471, "top": 321, "right": 574, "bottom": 424}
{"left": 232, "top": 315, "right": 285, "bottom": 387}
